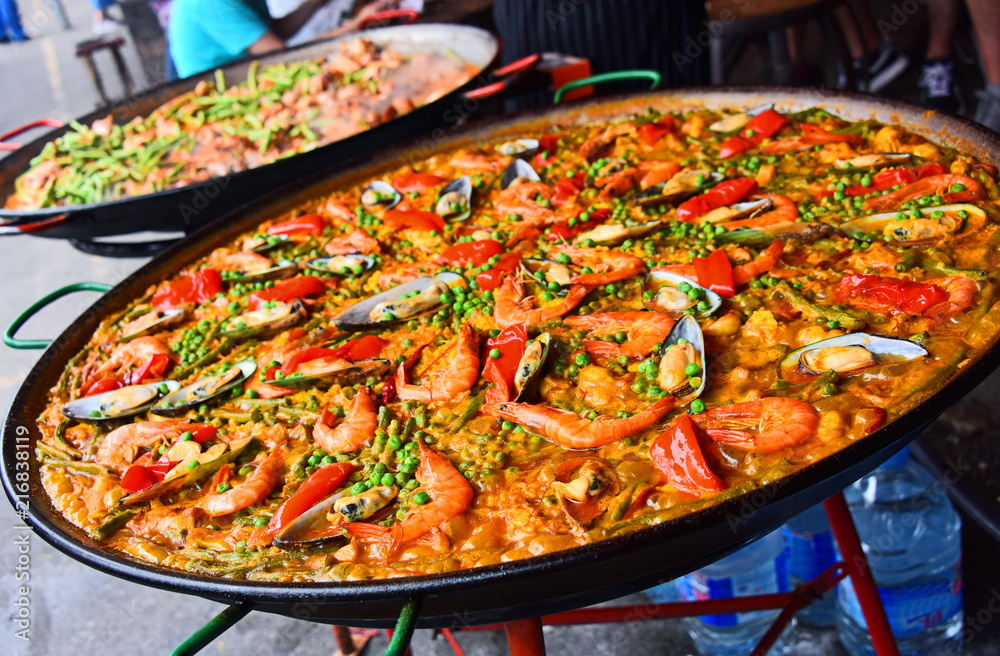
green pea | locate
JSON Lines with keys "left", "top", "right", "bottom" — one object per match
{"left": 351, "top": 482, "right": 366, "bottom": 495}
{"left": 575, "top": 353, "right": 590, "bottom": 367}
{"left": 413, "top": 491, "right": 431, "bottom": 505}
{"left": 490, "top": 348, "right": 501, "bottom": 359}
{"left": 180, "top": 431, "right": 194, "bottom": 442}
{"left": 684, "top": 363, "right": 701, "bottom": 377}
{"left": 216, "top": 482, "right": 232, "bottom": 493}
{"left": 252, "top": 516, "right": 269, "bottom": 527}
{"left": 690, "top": 399, "right": 706, "bottom": 414}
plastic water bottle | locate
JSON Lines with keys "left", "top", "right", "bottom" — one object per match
{"left": 676, "top": 529, "right": 795, "bottom": 656}
{"left": 836, "top": 446, "right": 963, "bottom": 656}
{"left": 783, "top": 503, "right": 838, "bottom": 628}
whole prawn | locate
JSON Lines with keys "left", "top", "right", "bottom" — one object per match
{"left": 325, "top": 229, "right": 381, "bottom": 255}
{"left": 396, "top": 324, "right": 479, "bottom": 405}
{"left": 343, "top": 441, "right": 473, "bottom": 555}
{"left": 487, "top": 396, "right": 674, "bottom": 450}
{"left": 865, "top": 174, "right": 984, "bottom": 212}
{"left": 564, "top": 311, "right": 675, "bottom": 359}
{"left": 82, "top": 336, "right": 173, "bottom": 390}
{"left": 494, "top": 182, "right": 559, "bottom": 226}
{"left": 199, "top": 443, "right": 287, "bottom": 517}
{"left": 691, "top": 397, "right": 819, "bottom": 453}
{"left": 313, "top": 386, "right": 378, "bottom": 453}
{"left": 923, "top": 276, "right": 979, "bottom": 326}
{"left": 493, "top": 274, "right": 591, "bottom": 329}
{"left": 731, "top": 240, "right": 784, "bottom": 287}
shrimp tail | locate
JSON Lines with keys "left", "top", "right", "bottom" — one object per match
{"left": 581, "top": 340, "right": 625, "bottom": 359}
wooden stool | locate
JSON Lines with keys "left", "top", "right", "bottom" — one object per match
{"left": 74, "top": 34, "right": 135, "bottom": 107}
{"left": 707, "top": 0, "right": 855, "bottom": 88}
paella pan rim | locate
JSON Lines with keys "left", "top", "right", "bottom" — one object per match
{"left": 3, "top": 85, "right": 999, "bottom": 626}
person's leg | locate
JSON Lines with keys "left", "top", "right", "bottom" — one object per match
{"left": 837, "top": 0, "right": 881, "bottom": 59}
{"left": 967, "top": 0, "right": 1000, "bottom": 130}
{"left": 920, "top": 0, "right": 963, "bottom": 112}
{"left": 0, "top": 0, "right": 28, "bottom": 41}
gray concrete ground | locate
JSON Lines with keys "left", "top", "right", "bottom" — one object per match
{"left": 2, "top": 2, "right": 1000, "bottom": 655}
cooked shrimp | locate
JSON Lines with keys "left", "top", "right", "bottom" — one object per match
{"left": 494, "top": 182, "right": 558, "bottom": 226}
{"left": 923, "top": 276, "right": 979, "bottom": 326}
{"left": 564, "top": 311, "right": 675, "bottom": 359}
{"left": 596, "top": 168, "right": 640, "bottom": 198}
{"left": 731, "top": 240, "right": 784, "bottom": 286}
{"left": 207, "top": 249, "right": 272, "bottom": 272}
{"left": 578, "top": 124, "right": 634, "bottom": 162}
{"left": 638, "top": 160, "right": 682, "bottom": 189}
{"left": 97, "top": 420, "right": 203, "bottom": 473}
{"left": 722, "top": 194, "right": 798, "bottom": 231}
{"left": 487, "top": 396, "right": 674, "bottom": 450}
{"left": 450, "top": 151, "right": 504, "bottom": 171}
{"left": 691, "top": 398, "right": 819, "bottom": 453}
{"left": 83, "top": 336, "right": 173, "bottom": 390}
{"left": 343, "top": 441, "right": 473, "bottom": 553}
{"left": 199, "top": 444, "right": 287, "bottom": 517}
{"left": 865, "top": 174, "right": 984, "bottom": 211}
{"left": 322, "top": 198, "right": 357, "bottom": 224}
{"left": 493, "top": 274, "right": 591, "bottom": 328}
{"left": 396, "top": 325, "right": 479, "bottom": 405}
{"left": 556, "top": 246, "right": 646, "bottom": 285}
{"left": 313, "top": 387, "right": 378, "bottom": 453}
{"left": 246, "top": 328, "right": 339, "bottom": 399}
{"left": 325, "top": 229, "right": 381, "bottom": 255}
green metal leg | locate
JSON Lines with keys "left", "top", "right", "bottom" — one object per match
{"left": 170, "top": 603, "right": 252, "bottom": 656}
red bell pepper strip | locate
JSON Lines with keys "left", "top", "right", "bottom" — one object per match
{"left": 190, "top": 426, "right": 218, "bottom": 444}
{"left": 247, "top": 275, "right": 328, "bottom": 310}
{"left": 693, "top": 248, "right": 735, "bottom": 298}
{"left": 476, "top": 251, "right": 522, "bottom": 291}
{"left": 718, "top": 110, "right": 789, "bottom": 158}
{"left": 256, "top": 463, "right": 355, "bottom": 544}
{"left": 383, "top": 341, "right": 427, "bottom": 403}
{"left": 649, "top": 415, "right": 726, "bottom": 497}
{"left": 281, "top": 336, "right": 387, "bottom": 376}
{"left": 393, "top": 172, "right": 446, "bottom": 192}
{"left": 280, "top": 347, "right": 339, "bottom": 376}
{"left": 384, "top": 209, "right": 446, "bottom": 232}
{"left": 441, "top": 239, "right": 504, "bottom": 267}
{"left": 835, "top": 274, "right": 949, "bottom": 316}
{"left": 128, "top": 353, "right": 171, "bottom": 385}
{"left": 545, "top": 208, "right": 611, "bottom": 242}
{"left": 719, "top": 136, "right": 756, "bottom": 159}
{"left": 844, "top": 162, "right": 947, "bottom": 197}
{"left": 637, "top": 118, "right": 676, "bottom": 146}
{"left": 146, "top": 461, "right": 176, "bottom": 483}
{"left": 152, "top": 269, "right": 222, "bottom": 311}
{"left": 266, "top": 214, "right": 327, "bottom": 236}
{"left": 532, "top": 134, "right": 560, "bottom": 167}
{"left": 121, "top": 465, "right": 155, "bottom": 493}
{"left": 482, "top": 323, "right": 528, "bottom": 405}
{"left": 84, "top": 379, "right": 122, "bottom": 397}
{"left": 676, "top": 178, "right": 757, "bottom": 223}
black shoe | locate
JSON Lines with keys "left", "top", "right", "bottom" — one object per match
{"left": 919, "top": 58, "right": 964, "bottom": 114}
{"left": 865, "top": 44, "right": 910, "bottom": 93}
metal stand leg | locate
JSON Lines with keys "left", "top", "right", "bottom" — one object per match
{"left": 110, "top": 44, "right": 135, "bottom": 96}
{"left": 505, "top": 617, "right": 546, "bottom": 656}
{"left": 825, "top": 492, "right": 901, "bottom": 656}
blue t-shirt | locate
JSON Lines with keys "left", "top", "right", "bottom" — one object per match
{"left": 169, "top": 0, "right": 272, "bottom": 78}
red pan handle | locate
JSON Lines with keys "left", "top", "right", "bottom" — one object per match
{"left": 0, "top": 119, "right": 65, "bottom": 152}
{"left": 358, "top": 8, "right": 419, "bottom": 30}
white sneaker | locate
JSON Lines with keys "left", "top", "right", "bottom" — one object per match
{"left": 92, "top": 18, "right": 121, "bottom": 35}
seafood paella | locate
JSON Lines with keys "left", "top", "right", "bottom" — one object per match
{"left": 4, "top": 38, "right": 475, "bottom": 210}
{"left": 33, "top": 104, "right": 1000, "bottom": 581}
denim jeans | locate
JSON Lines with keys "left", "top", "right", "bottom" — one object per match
{"left": 0, "top": 0, "right": 26, "bottom": 41}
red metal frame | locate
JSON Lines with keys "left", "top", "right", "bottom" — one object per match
{"left": 331, "top": 490, "right": 900, "bottom": 656}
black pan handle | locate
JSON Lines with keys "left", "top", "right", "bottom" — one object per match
{"left": 69, "top": 237, "right": 181, "bottom": 258}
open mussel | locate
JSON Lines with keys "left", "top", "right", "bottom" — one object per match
{"left": 697, "top": 197, "right": 773, "bottom": 224}
{"left": 514, "top": 333, "right": 551, "bottom": 402}
{"left": 220, "top": 300, "right": 307, "bottom": 339}
{"left": 435, "top": 177, "right": 473, "bottom": 221}
{"left": 119, "top": 437, "right": 253, "bottom": 506}
{"left": 273, "top": 484, "right": 399, "bottom": 549}
{"left": 496, "top": 138, "right": 539, "bottom": 159}
{"left": 520, "top": 259, "right": 577, "bottom": 295}
{"left": 501, "top": 159, "right": 541, "bottom": 189}
{"left": 305, "top": 254, "right": 375, "bottom": 277}
{"left": 62, "top": 381, "right": 180, "bottom": 422}
{"left": 264, "top": 358, "right": 391, "bottom": 388}
{"left": 244, "top": 233, "right": 289, "bottom": 254}
{"left": 635, "top": 170, "right": 723, "bottom": 206}
{"left": 707, "top": 105, "right": 772, "bottom": 133}
{"left": 551, "top": 458, "right": 620, "bottom": 529}
{"left": 574, "top": 220, "right": 662, "bottom": 246}
{"left": 715, "top": 222, "right": 831, "bottom": 247}
{"left": 333, "top": 272, "right": 465, "bottom": 330}
{"left": 656, "top": 315, "right": 707, "bottom": 401}
{"left": 361, "top": 181, "right": 401, "bottom": 211}
{"left": 225, "top": 260, "right": 299, "bottom": 285}
{"left": 834, "top": 153, "right": 911, "bottom": 170}
{"left": 151, "top": 360, "right": 256, "bottom": 417}
{"left": 119, "top": 308, "right": 187, "bottom": 342}
{"left": 780, "top": 333, "right": 928, "bottom": 382}
{"left": 839, "top": 203, "right": 981, "bottom": 245}
{"left": 643, "top": 271, "right": 721, "bottom": 317}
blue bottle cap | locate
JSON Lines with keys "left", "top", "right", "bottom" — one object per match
{"left": 881, "top": 445, "right": 911, "bottom": 469}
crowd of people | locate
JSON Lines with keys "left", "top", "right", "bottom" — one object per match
{"left": 0, "top": 0, "right": 998, "bottom": 131}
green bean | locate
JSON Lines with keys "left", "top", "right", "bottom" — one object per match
{"left": 776, "top": 282, "right": 866, "bottom": 330}
{"left": 451, "top": 394, "right": 485, "bottom": 431}
{"left": 41, "top": 458, "right": 109, "bottom": 476}
{"left": 894, "top": 248, "right": 919, "bottom": 273}
{"left": 918, "top": 256, "right": 988, "bottom": 280}
{"left": 37, "top": 439, "right": 80, "bottom": 462}
{"left": 91, "top": 510, "right": 137, "bottom": 541}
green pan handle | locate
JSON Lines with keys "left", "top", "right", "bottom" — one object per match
{"left": 4, "top": 282, "right": 112, "bottom": 350}
{"left": 554, "top": 69, "right": 662, "bottom": 104}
